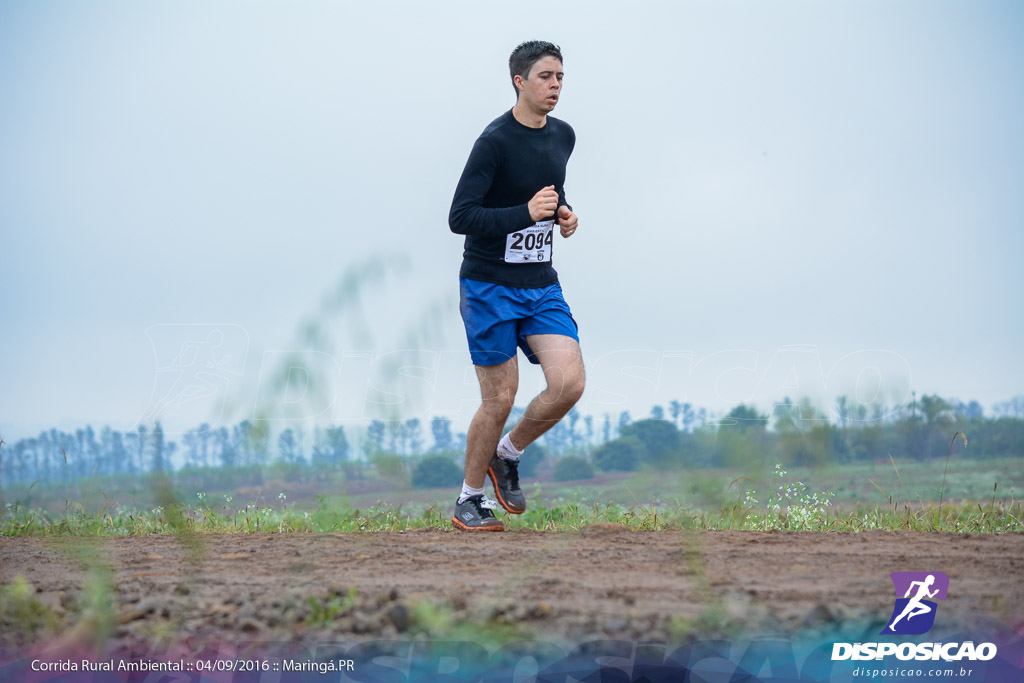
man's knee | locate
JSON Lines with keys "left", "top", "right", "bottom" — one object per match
{"left": 548, "top": 369, "right": 584, "bottom": 406}
{"left": 481, "top": 390, "right": 516, "bottom": 420}
{"left": 565, "top": 371, "right": 585, "bottom": 404}
{"left": 479, "top": 378, "right": 518, "bottom": 418}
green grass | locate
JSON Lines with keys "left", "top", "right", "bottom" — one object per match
{"left": 4, "top": 451, "right": 1023, "bottom": 535}
{"left": 307, "top": 586, "right": 359, "bottom": 627}
{"left": 404, "top": 598, "right": 529, "bottom": 648}
{"left": 3, "top": 476, "right": 1021, "bottom": 535}
{"left": 0, "top": 575, "right": 62, "bottom": 646}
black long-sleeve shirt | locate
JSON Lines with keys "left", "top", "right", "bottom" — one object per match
{"left": 449, "top": 108, "right": 575, "bottom": 288}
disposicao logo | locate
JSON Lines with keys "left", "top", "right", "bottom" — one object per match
{"left": 831, "top": 570, "right": 998, "bottom": 662}
{"left": 882, "top": 571, "right": 949, "bottom": 635}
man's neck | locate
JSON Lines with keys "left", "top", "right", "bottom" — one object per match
{"left": 512, "top": 103, "right": 546, "bottom": 128}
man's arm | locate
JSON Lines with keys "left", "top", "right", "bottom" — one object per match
{"left": 557, "top": 124, "right": 576, "bottom": 213}
{"left": 449, "top": 136, "right": 533, "bottom": 239}
{"left": 557, "top": 186, "right": 572, "bottom": 213}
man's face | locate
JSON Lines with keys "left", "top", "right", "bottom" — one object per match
{"left": 517, "top": 55, "right": 563, "bottom": 112}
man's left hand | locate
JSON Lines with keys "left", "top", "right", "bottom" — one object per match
{"left": 558, "top": 205, "right": 578, "bottom": 238}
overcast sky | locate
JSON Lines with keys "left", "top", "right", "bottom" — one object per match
{"left": 2, "top": 0, "right": 1022, "bottom": 443}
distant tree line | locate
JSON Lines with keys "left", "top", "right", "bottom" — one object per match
{"left": 1, "top": 393, "right": 1022, "bottom": 489}
{"left": 0, "top": 420, "right": 349, "bottom": 488}
{"left": 591, "top": 394, "right": 1023, "bottom": 473}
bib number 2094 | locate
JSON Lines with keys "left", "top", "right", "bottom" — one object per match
{"left": 505, "top": 220, "right": 554, "bottom": 263}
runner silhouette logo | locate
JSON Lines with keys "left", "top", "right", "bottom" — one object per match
{"left": 881, "top": 571, "right": 949, "bottom": 635}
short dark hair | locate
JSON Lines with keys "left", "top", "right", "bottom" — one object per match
{"left": 509, "top": 41, "right": 563, "bottom": 100}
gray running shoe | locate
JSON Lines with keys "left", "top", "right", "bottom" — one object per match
{"left": 452, "top": 494, "right": 504, "bottom": 531}
{"left": 488, "top": 453, "right": 526, "bottom": 514}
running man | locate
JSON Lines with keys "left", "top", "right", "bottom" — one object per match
{"left": 888, "top": 574, "right": 940, "bottom": 631}
{"left": 448, "top": 41, "right": 583, "bottom": 531}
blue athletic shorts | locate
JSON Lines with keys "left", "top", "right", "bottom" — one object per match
{"left": 459, "top": 277, "right": 580, "bottom": 366}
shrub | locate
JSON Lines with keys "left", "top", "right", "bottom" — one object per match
{"left": 411, "top": 454, "right": 463, "bottom": 489}
{"left": 619, "top": 419, "right": 681, "bottom": 465}
{"left": 554, "top": 456, "right": 594, "bottom": 482}
{"left": 371, "top": 453, "right": 407, "bottom": 479}
{"left": 592, "top": 436, "right": 642, "bottom": 472}
{"left": 175, "top": 464, "right": 263, "bottom": 491}
{"left": 518, "top": 442, "right": 547, "bottom": 478}
{"left": 266, "top": 460, "right": 310, "bottom": 483}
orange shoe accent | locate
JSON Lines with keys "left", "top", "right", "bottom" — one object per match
{"left": 451, "top": 515, "right": 504, "bottom": 531}
{"left": 487, "top": 467, "right": 525, "bottom": 515}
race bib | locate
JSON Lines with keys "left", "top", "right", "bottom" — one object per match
{"left": 504, "top": 220, "right": 554, "bottom": 263}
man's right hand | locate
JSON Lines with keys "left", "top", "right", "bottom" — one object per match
{"left": 528, "top": 185, "right": 559, "bottom": 222}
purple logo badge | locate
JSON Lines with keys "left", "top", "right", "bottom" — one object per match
{"left": 881, "top": 571, "right": 949, "bottom": 635}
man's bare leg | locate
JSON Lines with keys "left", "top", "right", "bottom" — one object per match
{"left": 507, "top": 334, "right": 585, "bottom": 450}
{"left": 464, "top": 355, "right": 519, "bottom": 489}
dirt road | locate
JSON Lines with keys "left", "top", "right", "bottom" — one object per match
{"left": 2, "top": 528, "right": 1022, "bottom": 657}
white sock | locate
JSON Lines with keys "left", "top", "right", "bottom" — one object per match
{"left": 458, "top": 481, "right": 485, "bottom": 504}
{"left": 496, "top": 432, "right": 524, "bottom": 461}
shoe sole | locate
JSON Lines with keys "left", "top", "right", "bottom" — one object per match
{"left": 451, "top": 516, "right": 504, "bottom": 531}
{"left": 487, "top": 466, "right": 526, "bottom": 515}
